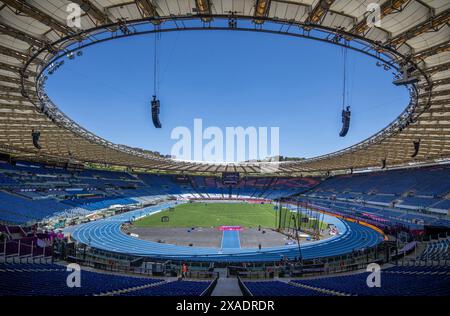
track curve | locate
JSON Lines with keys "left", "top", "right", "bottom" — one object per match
{"left": 71, "top": 201, "right": 384, "bottom": 262}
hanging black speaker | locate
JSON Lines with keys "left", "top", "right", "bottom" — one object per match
{"left": 411, "top": 140, "right": 420, "bottom": 158}
{"left": 339, "top": 106, "right": 351, "bottom": 137}
{"left": 31, "top": 130, "right": 41, "bottom": 149}
{"left": 151, "top": 96, "right": 162, "bottom": 128}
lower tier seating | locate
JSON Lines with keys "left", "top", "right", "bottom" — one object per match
{"left": 291, "top": 266, "right": 450, "bottom": 296}
{"left": 0, "top": 263, "right": 211, "bottom": 296}
{"left": 244, "top": 266, "right": 450, "bottom": 296}
{"left": 244, "top": 281, "right": 330, "bottom": 296}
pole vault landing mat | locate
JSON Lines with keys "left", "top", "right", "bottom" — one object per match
{"left": 218, "top": 226, "right": 243, "bottom": 231}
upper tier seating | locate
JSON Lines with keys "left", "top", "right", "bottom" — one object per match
{"left": 296, "top": 197, "right": 450, "bottom": 230}
{"left": 306, "top": 165, "right": 450, "bottom": 212}
{"left": 0, "top": 160, "right": 321, "bottom": 224}
{"left": 398, "top": 196, "right": 442, "bottom": 208}
{"left": 1, "top": 161, "right": 448, "bottom": 226}
{"left": 310, "top": 165, "right": 450, "bottom": 196}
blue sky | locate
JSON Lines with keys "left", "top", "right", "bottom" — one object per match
{"left": 46, "top": 29, "right": 408, "bottom": 162}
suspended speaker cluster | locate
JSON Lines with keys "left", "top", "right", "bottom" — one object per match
{"left": 31, "top": 129, "right": 41, "bottom": 150}
{"left": 339, "top": 47, "right": 351, "bottom": 137}
{"left": 151, "top": 95, "right": 161, "bottom": 128}
{"left": 339, "top": 106, "right": 351, "bottom": 137}
{"left": 411, "top": 140, "right": 421, "bottom": 158}
{"left": 150, "top": 30, "right": 162, "bottom": 128}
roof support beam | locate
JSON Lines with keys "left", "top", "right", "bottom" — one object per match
{"left": 0, "top": 22, "right": 50, "bottom": 49}
{"left": 426, "top": 61, "right": 450, "bottom": 75}
{"left": 70, "top": 0, "right": 114, "bottom": 26}
{"left": 254, "top": 0, "right": 271, "bottom": 25}
{"left": 350, "top": 0, "right": 410, "bottom": 35}
{"left": 305, "top": 0, "right": 335, "bottom": 25}
{"left": 195, "top": 0, "right": 212, "bottom": 22}
{"left": 420, "top": 98, "right": 450, "bottom": 106}
{"left": 0, "top": 84, "right": 24, "bottom": 94}
{"left": 413, "top": 42, "right": 450, "bottom": 60}
{"left": 0, "top": 44, "right": 43, "bottom": 64}
{"left": 0, "top": 61, "right": 36, "bottom": 76}
{"left": 387, "top": 8, "right": 450, "bottom": 47}
{"left": 419, "top": 77, "right": 450, "bottom": 89}
{"left": 2, "top": 0, "right": 74, "bottom": 36}
{"left": 0, "top": 94, "right": 36, "bottom": 102}
{"left": 0, "top": 44, "right": 29, "bottom": 62}
{"left": 419, "top": 89, "right": 450, "bottom": 98}
{"left": 0, "top": 74, "right": 33, "bottom": 86}
{"left": 135, "top": 0, "right": 159, "bottom": 19}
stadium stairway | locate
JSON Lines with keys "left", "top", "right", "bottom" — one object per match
{"left": 211, "top": 277, "right": 243, "bottom": 296}
{"left": 98, "top": 280, "right": 169, "bottom": 296}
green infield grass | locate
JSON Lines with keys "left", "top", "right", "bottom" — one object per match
{"left": 133, "top": 202, "right": 278, "bottom": 228}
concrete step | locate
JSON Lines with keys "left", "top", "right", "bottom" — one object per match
{"left": 211, "top": 278, "right": 243, "bottom": 296}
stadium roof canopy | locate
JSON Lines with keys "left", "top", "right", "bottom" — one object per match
{"left": 0, "top": 0, "right": 448, "bottom": 175}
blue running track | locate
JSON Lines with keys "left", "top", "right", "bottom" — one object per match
{"left": 71, "top": 201, "right": 384, "bottom": 262}
{"left": 221, "top": 231, "right": 241, "bottom": 248}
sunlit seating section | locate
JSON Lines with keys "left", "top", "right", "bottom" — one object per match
{"left": 0, "top": 263, "right": 163, "bottom": 296}
{"left": 305, "top": 165, "right": 450, "bottom": 212}
{"left": 291, "top": 266, "right": 450, "bottom": 296}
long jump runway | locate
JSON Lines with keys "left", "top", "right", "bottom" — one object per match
{"left": 221, "top": 230, "right": 241, "bottom": 249}
{"left": 71, "top": 202, "right": 384, "bottom": 262}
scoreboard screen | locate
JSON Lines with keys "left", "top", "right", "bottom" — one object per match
{"left": 222, "top": 172, "right": 240, "bottom": 185}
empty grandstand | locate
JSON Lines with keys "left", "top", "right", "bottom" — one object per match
{"left": 1, "top": 161, "right": 448, "bottom": 297}
{"left": 0, "top": 0, "right": 449, "bottom": 300}
{"left": 242, "top": 266, "right": 450, "bottom": 296}
{"left": 0, "top": 262, "right": 213, "bottom": 296}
